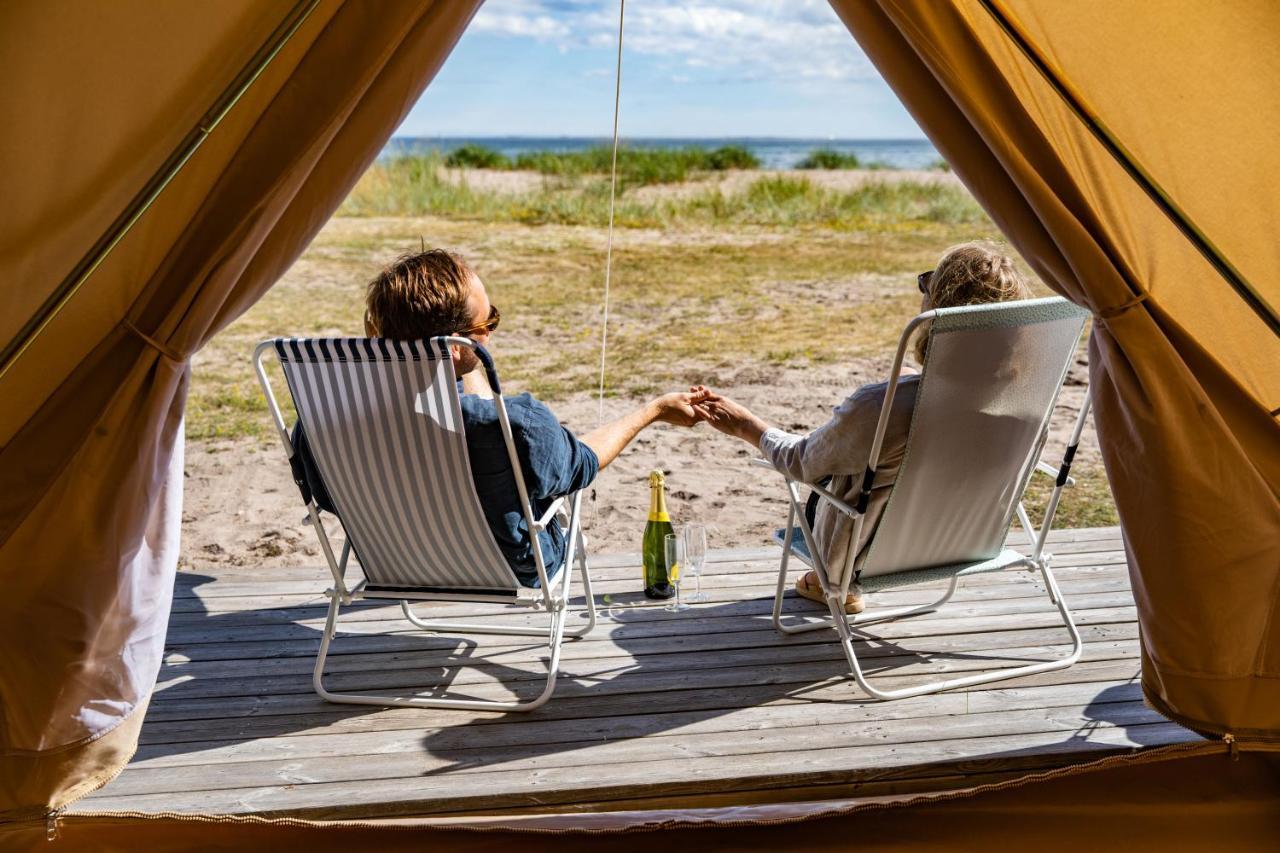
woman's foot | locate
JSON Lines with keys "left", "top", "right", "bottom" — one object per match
{"left": 795, "top": 570, "right": 865, "bottom": 614}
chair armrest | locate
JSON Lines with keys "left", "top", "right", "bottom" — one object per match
{"left": 1035, "top": 460, "right": 1075, "bottom": 486}
{"left": 750, "top": 458, "right": 864, "bottom": 520}
{"left": 809, "top": 482, "right": 864, "bottom": 520}
{"left": 533, "top": 496, "right": 567, "bottom": 532}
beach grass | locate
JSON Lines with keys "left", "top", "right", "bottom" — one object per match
{"left": 431, "top": 143, "right": 764, "bottom": 187}
{"left": 797, "top": 148, "right": 861, "bottom": 169}
{"left": 341, "top": 152, "right": 984, "bottom": 230}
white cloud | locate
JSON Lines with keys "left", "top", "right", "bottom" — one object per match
{"left": 470, "top": 0, "right": 878, "bottom": 83}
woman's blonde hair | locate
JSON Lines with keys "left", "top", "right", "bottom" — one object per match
{"left": 914, "top": 241, "right": 1032, "bottom": 363}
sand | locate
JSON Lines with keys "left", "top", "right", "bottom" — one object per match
{"left": 179, "top": 354, "right": 1093, "bottom": 572}
{"left": 440, "top": 166, "right": 962, "bottom": 201}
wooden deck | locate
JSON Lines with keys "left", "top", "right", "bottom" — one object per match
{"left": 75, "top": 526, "right": 1198, "bottom": 819}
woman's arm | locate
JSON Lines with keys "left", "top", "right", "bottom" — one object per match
{"left": 696, "top": 385, "right": 881, "bottom": 484}
{"left": 580, "top": 390, "right": 710, "bottom": 470}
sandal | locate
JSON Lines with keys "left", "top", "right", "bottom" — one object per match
{"left": 795, "top": 570, "right": 865, "bottom": 614}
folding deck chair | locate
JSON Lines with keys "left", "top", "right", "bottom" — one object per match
{"left": 253, "top": 335, "right": 597, "bottom": 711}
{"left": 761, "top": 296, "right": 1092, "bottom": 700}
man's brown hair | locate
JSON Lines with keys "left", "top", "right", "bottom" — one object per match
{"left": 364, "top": 249, "right": 475, "bottom": 340}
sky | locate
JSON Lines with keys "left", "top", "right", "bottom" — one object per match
{"left": 396, "top": 0, "right": 926, "bottom": 139}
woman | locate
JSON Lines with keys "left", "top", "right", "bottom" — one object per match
{"left": 695, "top": 241, "right": 1032, "bottom": 613}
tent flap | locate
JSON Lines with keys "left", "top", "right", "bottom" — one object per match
{"left": 827, "top": 0, "right": 1280, "bottom": 736}
{"left": 0, "top": 0, "right": 482, "bottom": 817}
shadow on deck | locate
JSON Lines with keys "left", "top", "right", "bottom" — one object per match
{"left": 74, "top": 526, "right": 1199, "bottom": 819}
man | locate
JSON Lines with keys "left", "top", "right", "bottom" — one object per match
{"left": 360, "top": 249, "right": 708, "bottom": 586}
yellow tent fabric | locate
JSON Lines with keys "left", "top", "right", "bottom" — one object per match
{"left": 0, "top": 0, "right": 481, "bottom": 817}
{"left": 828, "top": 0, "right": 1280, "bottom": 736}
{"left": 2, "top": 0, "right": 1278, "bottom": 828}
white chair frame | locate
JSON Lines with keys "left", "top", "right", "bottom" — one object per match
{"left": 761, "top": 308, "right": 1090, "bottom": 701}
{"left": 254, "top": 336, "right": 597, "bottom": 712}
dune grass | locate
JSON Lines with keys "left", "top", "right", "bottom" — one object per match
{"left": 342, "top": 152, "right": 985, "bottom": 230}
{"left": 797, "top": 148, "right": 861, "bottom": 169}
{"left": 435, "top": 143, "right": 762, "bottom": 187}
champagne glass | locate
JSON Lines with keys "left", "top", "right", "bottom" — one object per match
{"left": 663, "top": 534, "right": 689, "bottom": 612}
{"left": 682, "top": 523, "right": 708, "bottom": 603}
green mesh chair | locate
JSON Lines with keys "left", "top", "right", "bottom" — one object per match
{"left": 761, "top": 297, "right": 1092, "bottom": 700}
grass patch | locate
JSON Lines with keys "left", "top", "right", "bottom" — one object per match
{"left": 428, "top": 143, "right": 765, "bottom": 189}
{"left": 1021, "top": 466, "right": 1119, "bottom": 529}
{"left": 797, "top": 148, "right": 861, "bottom": 169}
{"left": 341, "top": 153, "right": 988, "bottom": 231}
{"left": 444, "top": 143, "right": 511, "bottom": 169}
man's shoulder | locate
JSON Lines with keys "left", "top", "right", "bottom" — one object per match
{"left": 460, "top": 391, "right": 561, "bottom": 431}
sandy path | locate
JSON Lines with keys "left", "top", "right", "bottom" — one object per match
{"left": 441, "top": 166, "right": 962, "bottom": 200}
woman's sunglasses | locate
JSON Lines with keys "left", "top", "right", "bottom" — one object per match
{"left": 457, "top": 304, "right": 501, "bottom": 336}
{"left": 917, "top": 270, "right": 934, "bottom": 295}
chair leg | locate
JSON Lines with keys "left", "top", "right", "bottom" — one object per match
{"left": 565, "top": 525, "right": 597, "bottom": 639}
{"left": 834, "top": 561, "right": 1084, "bottom": 701}
{"left": 314, "top": 592, "right": 568, "bottom": 712}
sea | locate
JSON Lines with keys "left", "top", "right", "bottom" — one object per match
{"left": 382, "top": 137, "right": 941, "bottom": 171}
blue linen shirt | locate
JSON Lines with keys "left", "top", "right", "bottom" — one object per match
{"left": 458, "top": 391, "right": 599, "bottom": 586}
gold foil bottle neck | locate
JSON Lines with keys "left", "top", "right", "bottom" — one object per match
{"left": 648, "top": 469, "right": 666, "bottom": 488}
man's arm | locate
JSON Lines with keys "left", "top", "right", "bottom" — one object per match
{"left": 580, "top": 391, "right": 708, "bottom": 470}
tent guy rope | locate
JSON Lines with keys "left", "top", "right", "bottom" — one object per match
{"left": 595, "top": 0, "right": 626, "bottom": 426}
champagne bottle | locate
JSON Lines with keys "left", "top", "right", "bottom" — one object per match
{"left": 642, "top": 469, "right": 675, "bottom": 599}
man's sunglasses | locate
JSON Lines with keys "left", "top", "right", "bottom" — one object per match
{"left": 457, "top": 304, "right": 501, "bottom": 336}
{"left": 917, "top": 269, "right": 934, "bottom": 295}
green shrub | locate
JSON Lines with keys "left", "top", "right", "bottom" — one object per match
{"left": 444, "top": 143, "right": 510, "bottom": 169}
{"left": 512, "top": 145, "right": 758, "bottom": 185}
{"left": 928, "top": 157, "right": 952, "bottom": 172}
{"left": 705, "top": 144, "right": 760, "bottom": 170}
{"left": 340, "top": 153, "right": 988, "bottom": 229}
{"left": 796, "top": 148, "right": 860, "bottom": 169}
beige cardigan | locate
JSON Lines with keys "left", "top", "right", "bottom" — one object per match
{"left": 758, "top": 375, "right": 919, "bottom": 586}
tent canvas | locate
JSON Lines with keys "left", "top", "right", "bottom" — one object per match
{"left": 1, "top": 0, "right": 1276, "bottom": 835}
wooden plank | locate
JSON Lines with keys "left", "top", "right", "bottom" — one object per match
{"left": 77, "top": 722, "right": 1191, "bottom": 818}
{"left": 131, "top": 679, "right": 1148, "bottom": 770}
{"left": 168, "top": 545, "right": 1129, "bottom": 601}
{"left": 178, "top": 527, "right": 1125, "bottom": 587}
{"left": 152, "top": 603, "right": 1138, "bottom": 672}
{"left": 139, "top": 657, "right": 1145, "bottom": 747}
{"left": 140, "top": 636, "right": 1141, "bottom": 749}
{"left": 157, "top": 607, "right": 1139, "bottom": 688}
{"left": 165, "top": 556, "right": 1132, "bottom": 614}
{"left": 159, "top": 573, "right": 1134, "bottom": 651}
{"left": 104, "top": 698, "right": 1168, "bottom": 798}
{"left": 71, "top": 527, "right": 1184, "bottom": 821}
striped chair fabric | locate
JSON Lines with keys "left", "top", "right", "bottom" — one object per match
{"left": 274, "top": 337, "right": 519, "bottom": 595}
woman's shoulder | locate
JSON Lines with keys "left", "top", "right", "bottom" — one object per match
{"left": 845, "top": 373, "right": 921, "bottom": 407}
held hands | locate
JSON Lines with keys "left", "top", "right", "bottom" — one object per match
{"left": 648, "top": 386, "right": 770, "bottom": 445}
{"left": 649, "top": 389, "right": 714, "bottom": 427}
{"left": 688, "top": 385, "right": 770, "bottom": 445}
